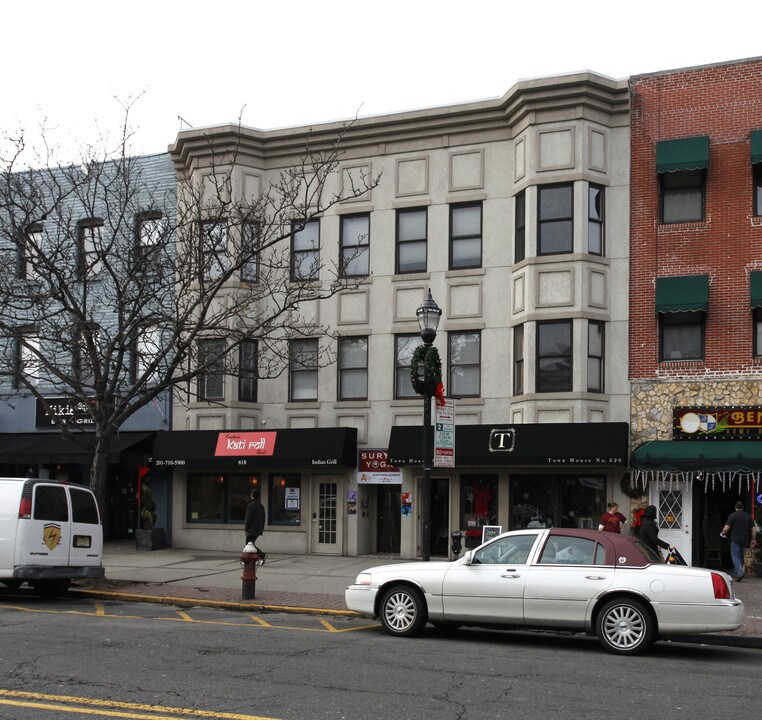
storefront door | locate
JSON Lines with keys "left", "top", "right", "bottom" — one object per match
{"left": 311, "top": 477, "right": 342, "bottom": 555}
{"left": 651, "top": 482, "right": 692, "bottom": 564}
{"left": 377, "top": 485, "right": 401, "bottom": 554}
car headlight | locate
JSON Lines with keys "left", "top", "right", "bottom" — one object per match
{"left": 354, "top": 572, "right": 372, "bottom": 586}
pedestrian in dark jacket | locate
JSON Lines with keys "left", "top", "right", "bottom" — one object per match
{"left": 721, "top": 501, "right": 757, "bottom": 582}
{"left": 244, "top": 489, "right": 266, "bottom": 563}
{"left": 639, "top": 505, "right": 674, "bottom": 559}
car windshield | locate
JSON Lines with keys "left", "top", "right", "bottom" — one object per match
{"left": 471, "top": 534, "right": 537, "bottom": 564}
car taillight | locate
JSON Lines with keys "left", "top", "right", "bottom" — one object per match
{"left": 711, "top": 572, "right": 730, "bottom": 599}
{"left": 18, "top": 497, "right": 32, "bottom": 519}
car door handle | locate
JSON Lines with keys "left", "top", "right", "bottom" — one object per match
{"left": 501, "top": 571, "right": 521, "bottom": 578}
{"left": 585, "top": 574, "right": 606, "bottom": 580}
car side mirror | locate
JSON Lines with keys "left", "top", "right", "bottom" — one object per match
{"left": 462, "top": 550, "right": 474, "bottom": 565}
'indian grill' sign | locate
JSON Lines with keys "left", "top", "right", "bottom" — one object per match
{"left": 214, "top": 432, "right": 277, "bottom": 456}
{"left": 673, "top": 406, "right": 762, "bottom": 440}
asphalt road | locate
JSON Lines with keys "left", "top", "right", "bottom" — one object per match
{"left": 0, "top": 594, "right": 757, "bottom": 720}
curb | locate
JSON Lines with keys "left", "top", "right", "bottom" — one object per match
{"left": 69, "top": 589, "right": 360, "bottom": 617}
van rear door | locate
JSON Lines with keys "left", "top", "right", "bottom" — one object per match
{"left": 68, "top": 487, "right": 102, "bottom": 567}
{"left": 16, "top": 483, "right": 70, "bottom": 568}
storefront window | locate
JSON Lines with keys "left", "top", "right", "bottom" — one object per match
{"left": 510, "top": 475, "right": 606, "bottom": 530}
{"left": 187, "top": 474, "right": 259, "bottom": 523}
{"left": 460, "top": 474, "right": 498, "bottom": 534}
{"left": 269, "top": 473, "right": 301, "bottom": 525}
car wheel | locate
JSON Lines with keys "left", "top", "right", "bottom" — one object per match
{"left": 379, "top": 585, "right": 427, "bottom": 637}
{"left": 1, "top": 580, "right": 23, "bottom": 590}
{"left": 596, "top": 598, "right": 655, "bottom": 655}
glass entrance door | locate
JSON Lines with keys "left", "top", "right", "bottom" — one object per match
{"left": 311, "top": 478, "right": 341, "bottom": 555}
{"left": 651, "top": 482, "right": 692, "bottom": 564}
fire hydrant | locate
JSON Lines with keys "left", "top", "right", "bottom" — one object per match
{"left": 240, "top": 551, "right": 259, "bottom": 600}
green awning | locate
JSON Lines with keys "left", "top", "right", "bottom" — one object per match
{"left": 656, "top": 136, "right": 710, "bottom": 173}
{"left": 631, "top": 440, "right": 762, "bottom": 473}
{"left": 655, "top": 275, "right": 709, "bottom": 313}
{"left": 751, "top": 130, "right": 762, "bottom": 165}
{"left": 752, "top": 271, "right": 762, "bottom": 309}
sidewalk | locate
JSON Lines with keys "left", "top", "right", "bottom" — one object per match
{"left": 70, "top": 541, "right": 762, "bottom": 648}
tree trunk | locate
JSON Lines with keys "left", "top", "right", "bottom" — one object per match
{"left": 89, "top": 429, "right": 112, "bottom": 521}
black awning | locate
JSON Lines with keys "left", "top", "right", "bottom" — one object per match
{"left": 0, "top": 431, "right": 154, "bottom": 465}
{"left": 387, "top": 423, "right": 628, "bottom": 467}
{"left": 151, "top": 427, "right": 358, "bottom": 469}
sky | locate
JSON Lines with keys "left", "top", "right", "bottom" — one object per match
{"left": 3, "top": 0, "right": 761, "bottom": 162}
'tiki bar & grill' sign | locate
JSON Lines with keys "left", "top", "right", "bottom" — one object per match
{"left": 673, "top": 406, "right": 762, "bottom": 440}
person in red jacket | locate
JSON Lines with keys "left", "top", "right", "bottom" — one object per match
{"left": 598, "top": 502, "right": 627, "bottom": 533}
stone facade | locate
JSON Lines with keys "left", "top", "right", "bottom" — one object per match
{"left": 631, "top": 379, "right": 762, "bottom": 445}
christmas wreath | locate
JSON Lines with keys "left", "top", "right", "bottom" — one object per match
{"left": 410, "top": 345, "right": 442, "bottom": 397}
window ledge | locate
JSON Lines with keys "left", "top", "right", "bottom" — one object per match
{"left": 285, "top": 401, "right": 320, "bottom": 410}
{"left": 334, "top": 400, "right": 371, "bottom": 409}
{"left": 445, "top": 267, "right": 486, "bottom": 279}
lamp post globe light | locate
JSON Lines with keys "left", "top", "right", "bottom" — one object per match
{"left": 415, "top": 289, "right": 442, "bottom": 562}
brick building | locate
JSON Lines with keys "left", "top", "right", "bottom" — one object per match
{"left": 629, "top": 57, "right": 762, "bottom": 566}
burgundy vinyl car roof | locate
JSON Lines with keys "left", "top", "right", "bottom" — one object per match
{"left": 545, "top": 527, "right": 654, "bottom": 567}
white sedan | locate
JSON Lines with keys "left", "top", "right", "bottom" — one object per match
{"left": 345, "top": 528, "right": 745, "bottom": 655}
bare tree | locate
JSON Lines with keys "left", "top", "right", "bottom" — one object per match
{"left": 0, "top": 105, "right": 379, "bottom": 511}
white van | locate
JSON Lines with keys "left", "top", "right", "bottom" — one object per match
{"left": 0, "top": 477, "right": 104, "bottom": 597}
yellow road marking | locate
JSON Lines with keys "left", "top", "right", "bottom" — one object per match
{"left": 0, "top": 601, "right": 377, "bottom": 634}
{"left": 248, "top": 615, "right": 272, "bottom": 627}
{"left": 319, "top": 619, "right": 379, "bottom": 633}
{"left": 0, "top": 690, "right": 281, "bottom": 720}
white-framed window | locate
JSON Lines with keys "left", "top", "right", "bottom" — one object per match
{"left": 291, "top": 219, "right": 320, "bottom": 281}
{"left": 241, "top": 222, "right": 259, "bottom": 282}
{"left": 197, "top": 338, "right": 226, "bottom": 400}
{"left": 20, "top": 222, "right": 43, "bottom": 280}
{"left": 448, "top": 331, "right": 481, "bottom": 398}
{"left": 340, "top": 214, "right": 370, "bottom": 277}
{"left": 199, "top": 220, "right": 228, "bottom": 280}
{"left": 289, "top": 338, "right": 318, "bottom": 401}
{"left": 78, "top": 219, "right": 104, "bottom": 277}
{"left": 338, "top": 336, "right": 368, "bottom": 401}
{"left": 449, "top": 202, "right": 482, "bottom": 269}
{"left": 136, "top": 212, "right": 163, "bottom": 273}
{"left": 14, "top": 330, "right": 40, "bottom": 388}
{"left": 238, "top": 340, "right": 257, "bottom": 402}
{"left": 394, "top": 334, "right": 422, "bottom": 399}
{"left": 396, "top": 208, "right": 427, "bottom": 274}
{"left": 134, "top": 326, "right": 162, "bottom": 385}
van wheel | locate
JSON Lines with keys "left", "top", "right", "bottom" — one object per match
{"left": 32, "top": 580, "right": 70, "bottom": 599}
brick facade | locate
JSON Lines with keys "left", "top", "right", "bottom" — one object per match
{"left": 630, "top": 59, "right": 762, "bottom": 383}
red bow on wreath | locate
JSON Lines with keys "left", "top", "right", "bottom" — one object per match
{"left": 434, "top": 382, "right": 446, "bottom": 406}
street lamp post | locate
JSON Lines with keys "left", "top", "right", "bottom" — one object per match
{"left": 416, "top": 289, "right": 442, "bottom": 562}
